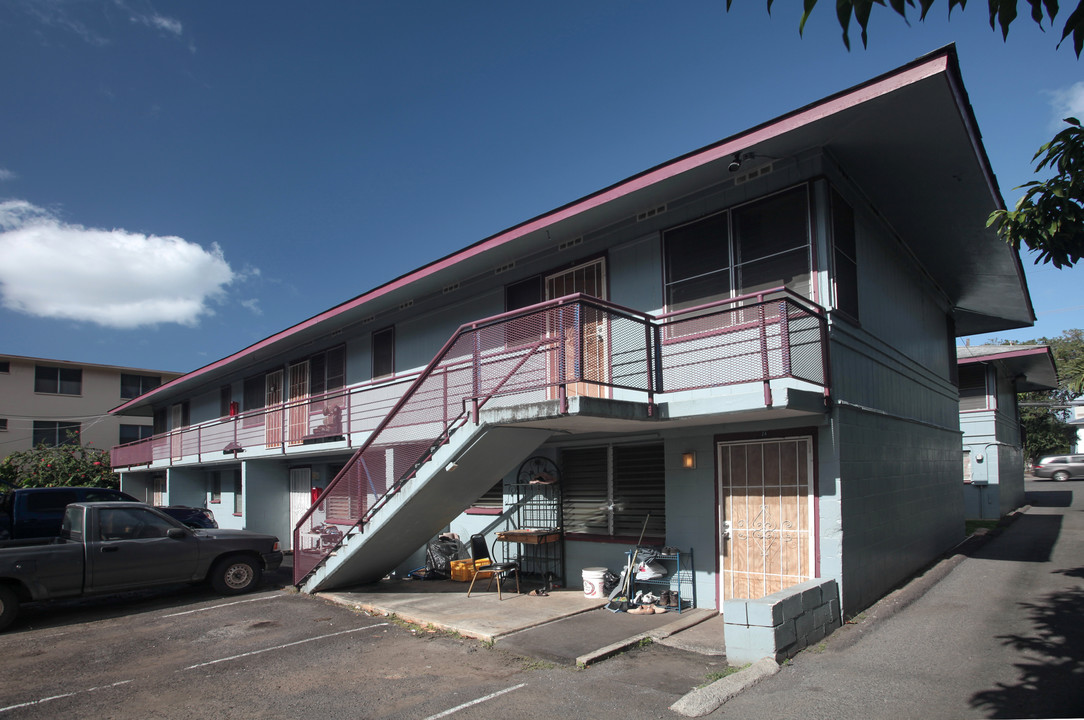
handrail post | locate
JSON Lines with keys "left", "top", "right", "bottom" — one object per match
{"left": 574, "top": 301, "right": 583, "bottom": 387}
{"left": 472, "top": 331, "right": 481, "bottom": 424}
{"left": 779, "top": 300, "right": 791, "bottom": 377}
{"left": 557, "top": 305, "right": 568, "bottom": 413}
{"left": 644, "top": 320, "right": 655, "bottom": 416}
{"left": 758, "top": 298, "right": 772, "bottom": 407}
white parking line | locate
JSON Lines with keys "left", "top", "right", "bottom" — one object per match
{"left": 162, "top": 593, "right": 282, "bottom": 617}
{"left": 0, "top": 680, "right": 133, "bottom": 714}
{"left": 183, "top": 622, "right": 389, "bottom": 670}
{"left": 423, "top": 683, "right": 527, "bottom": 720}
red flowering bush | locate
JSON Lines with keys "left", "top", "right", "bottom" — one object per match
{"left": 0, "top": 441, "right": 118, "bottom": 490}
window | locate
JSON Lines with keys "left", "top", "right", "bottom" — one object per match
{"left": 663, "top": 186, "right": 811, "bottom": 314}
{"left": 27, "top": 490, "right": 78, "bottom": 512}
{"left": 98, "top": 507, "right": 175, "bottom": 540}
{"left": 153, "top": 407, "right": 167, "bottom": 435}
{"left": 33, "top": 421, "right": 80, "bottom": 447}
{"left": 0, "top": 360, "right": 9, "bottom": 373}
{"left": 233, "top": 472, "right": 243, "bottom": 515}
{"left": 959, "top": 364, "right": 988, "bottom": 411}
{"left": 372, "top": 327, "right": 395, "bottom": 379}
{"left": 119, "top": 424, "right": 154, "bottom": 445}
{"left": 309, "top": 345, "right": 346, "bottom": 398}
{"left": 0, "top": 419, "right": 6, "bottom": 432}
{"left": 506, "top": 276, "right": 542, "bottom": 312}
{"left": 561, "top": 443, "right": 665, "bottom": 539}
{"left": 243, "top": 373, "right": 266, "bottom": 427}
{"left": 220, "top": 385, "right": 233, "bottom": 417}
{"left": 35, "top": 365, "right": 82, "bottom": 395}
{"left": 471, "top": 480, "right": 505, "bottom": 510}
{"left": 120, "top": 373, "right": 161, "bottom": 399}
{"left": 210, "top": 472, "right": 222, "bottom": 503}
{"left": 505, "top": 276, "right": 545, "bottom": 346}
{"left": 830, "top": 189, "right": 858, "bottom": 319}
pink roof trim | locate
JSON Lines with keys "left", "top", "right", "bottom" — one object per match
{"left": 113, "top": 50, "right": 953, "bottom": 414}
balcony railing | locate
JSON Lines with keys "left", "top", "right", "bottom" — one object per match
{"left": 110, "top": 374, "right": 419, "bottom": 470}
{"left": 290, "top": 289, "right": 828, "bottom": 584}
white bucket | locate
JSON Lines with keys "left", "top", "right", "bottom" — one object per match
{"left": 582, "top": 567, "right": 608, "bottom": 599}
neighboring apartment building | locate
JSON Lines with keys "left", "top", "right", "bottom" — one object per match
{"left": 957, "top": 345, "right": 1057, "bottom": 519}
{"left": 0, "top": 353, "right": 182, "bottom": 463}
{"left": 109, "top": 47, "right": 1036, "bottom": 627}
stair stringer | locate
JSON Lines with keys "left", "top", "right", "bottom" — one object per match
{"left": 300, "top": 423, "right": 554, "bottom": 593}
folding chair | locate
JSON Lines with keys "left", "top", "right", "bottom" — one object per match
{"left": 466, "top": 533, "right": 520, "bottom": 599}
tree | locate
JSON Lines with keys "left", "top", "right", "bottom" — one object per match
{"left": 0, "top": 441, "right": 119, "bottom": 490}
{"left": 988, "top": 118, "right": 1084, "bottom": 268}
{"left": 1009, "top": 329, "right": 1084, "bottom": 459}
{"left": 747, "top": 0, "right": 1084, "bottom": 268}
{"left": 772, "top": 0, "right": 1084, "bottom": 55}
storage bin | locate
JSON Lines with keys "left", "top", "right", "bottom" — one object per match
{"left": 449, "top": 558, "right": 490, "bottom": 582}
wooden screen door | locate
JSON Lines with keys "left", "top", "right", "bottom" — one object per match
{"left": 287, "top": 361, "right": 310, "bottom": 446}
{"left": 545, "top": 258, "right": 608, "bottom": 398}
{"left": 718, "top": 436, "right": 814, "bottom": 601}
{"left": 265, "top": 370, "right": 284, "bottom": 448}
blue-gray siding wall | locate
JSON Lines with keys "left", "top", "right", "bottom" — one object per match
{"left": 823, "top": 176, "right": 964, "bottom": 615}
{"left": 247, "top": 460, "right": 292, "bottom": 546}
{"left": 960, "top": 368, "right": 1026, "bottom": 519}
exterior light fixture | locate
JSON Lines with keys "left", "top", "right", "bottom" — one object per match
{"left": 681, "top": 451, "right": 696, "bottom": 469}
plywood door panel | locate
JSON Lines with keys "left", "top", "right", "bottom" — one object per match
{"left": 545, "top": 258, "right": 608, "bottom": 399}
{"left": 287, "top": 361, "right": 310, "bottom": 446}
{"left": 265, "top": 370, "right": 284, "bottom": 449}
{"left": 719, "top": 437, "right": 813, "bottom": 601}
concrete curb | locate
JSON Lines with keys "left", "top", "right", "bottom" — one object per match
{"left": 669, "top": 657, "right": 780, "bottom": 717}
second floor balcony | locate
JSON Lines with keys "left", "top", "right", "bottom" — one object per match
{"left": 111, "top": 289, "right": 829, "bottom": 471}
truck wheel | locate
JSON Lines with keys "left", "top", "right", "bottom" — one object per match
{"left": 210, "top": 555, "right": 262, "bottom": 595}
{"left": 0, "top": 586, "right": 19, "bottom": 633}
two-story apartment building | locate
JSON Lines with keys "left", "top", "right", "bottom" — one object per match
{"left": 958, "top": 344, "right": 1057, "bottom": 519}
{"left": 110, "top": 46, "right": 1035, "bottom": 621}
{"left": 0, "top": 353, "right": 181, "bottom": 466}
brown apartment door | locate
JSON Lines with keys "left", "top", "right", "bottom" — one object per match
{"left": 545, "top": 258, "right": 608, "bottom": 399}
{"left": 718, "top": 436, "right": 814, "bottom": 601}
{"left": 265, "top": 370, "right": 284, "bottom": 448}
{"left": 287, "top": 361, "right": 310, "bottom": 446}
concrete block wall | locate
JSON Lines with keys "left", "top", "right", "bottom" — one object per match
{"left": 723, "top": 578, "right": 842, "bottom": 664}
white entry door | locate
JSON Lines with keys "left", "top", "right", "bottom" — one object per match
{"left": 288, "top": 467, "right": 312, "bottom": 552}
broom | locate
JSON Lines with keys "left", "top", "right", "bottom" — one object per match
{"left": 605, "top": 514, "right": 650, "bottom": 613}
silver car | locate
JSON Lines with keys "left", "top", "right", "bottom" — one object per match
{"left": 1032, "top": 455, "right": 1084, "bottom": 482}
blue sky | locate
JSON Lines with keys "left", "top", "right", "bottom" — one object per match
{"left": 1, "top": 1, "right": 1082, "bottom": 373}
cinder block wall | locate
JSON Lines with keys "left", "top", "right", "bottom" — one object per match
{"left": 723, "top": 578, "right": 842, "bottom": 664}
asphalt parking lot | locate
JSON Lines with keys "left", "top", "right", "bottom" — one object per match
{"left": 0, "top": 576, "right": 724, "bottom": 720}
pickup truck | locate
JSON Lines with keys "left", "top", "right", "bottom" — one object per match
{"left": 0, "top": 501, "right": 283, "bottom": 632}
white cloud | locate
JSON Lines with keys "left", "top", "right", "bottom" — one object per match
{"left": 130, "top": 12, "right": 183, "bottom": 36}
{"left": 0, "top": 200, "right": 235, "bottom": 329}
{"left": 0, "top": 168, "right": 15, "bottom": 182}
{"left": 1047, "top": 81, "right": 1084, "bottom": 130}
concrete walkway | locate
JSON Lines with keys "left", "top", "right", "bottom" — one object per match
{"left": 317, "top": 576, "right": 720, "bottom": 664}
{"left": 693, "top": 479, "right": 1084, "bottom": 719}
